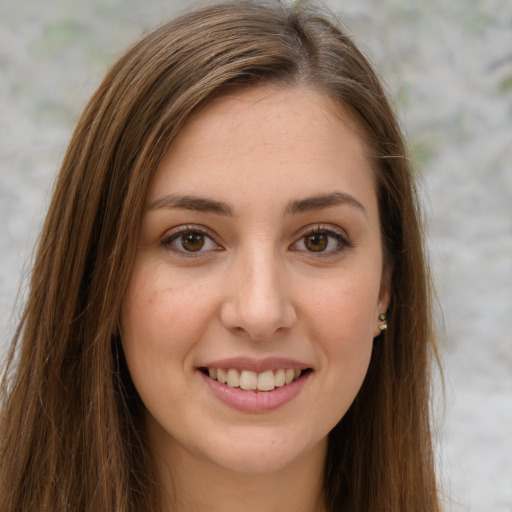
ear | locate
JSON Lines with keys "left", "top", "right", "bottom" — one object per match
{"left": 374, "top": 269, "right": 391, "bottom": 338}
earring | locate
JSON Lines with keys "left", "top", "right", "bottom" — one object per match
{"left": 378, "top": 313, "right": 387, "bottom": 331}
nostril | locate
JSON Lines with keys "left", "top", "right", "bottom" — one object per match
{"left": 219, "top": 300, "right": 297, "bottom": 340}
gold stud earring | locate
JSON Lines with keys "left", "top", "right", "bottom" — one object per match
{"left": 379, "top": 313, "right": 387, "bottom": 331}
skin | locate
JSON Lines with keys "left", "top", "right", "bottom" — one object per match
{"left": 121, "top": 85, "right": 390, "bottom": 512}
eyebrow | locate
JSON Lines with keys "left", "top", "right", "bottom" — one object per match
{"left": 148, "top": 194, "right": 233, "bottom": 215}
{"left": 148, "top": 191, "right": 366, "bottom": 217}
{"left": 285, "top": 192, "right": 366, "bottom": 216}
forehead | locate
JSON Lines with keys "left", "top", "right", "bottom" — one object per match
{"left": 147, "top": 86, "right": 376, "bottom": 216}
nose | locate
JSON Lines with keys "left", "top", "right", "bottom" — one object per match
{"left": 219, "top": 246, "right": 297, "bottom": 340}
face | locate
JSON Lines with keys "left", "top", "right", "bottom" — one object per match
{"left": 121, "top": 86, "right": 389, "bottom": 476}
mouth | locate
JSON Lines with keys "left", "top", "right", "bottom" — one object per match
{"left": 199, "top": 367, "right": 312, "bottom": 392}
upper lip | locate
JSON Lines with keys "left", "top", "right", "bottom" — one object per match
{"left": 198, "top": 357, "right": 311, "bottom": 372}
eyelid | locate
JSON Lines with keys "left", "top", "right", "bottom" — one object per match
{"left": 160, "top": 224, "right": 223, "bottom": 256}
{"left": 290, "top": 223, "right": 354, "bottom": 255}
{"left": 158, "top": 223, "right": 352, "bottom": 258}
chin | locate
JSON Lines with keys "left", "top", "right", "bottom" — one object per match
{"left": 200, "top": 428, "right": 327, "bottom": 475}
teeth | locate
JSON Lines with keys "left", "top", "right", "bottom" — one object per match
{"left": 227, "top": 369, "right": 240, "bottom": 388}
{"left": 206, "top": 367, "right": 304, "bottom": 392}
{"left": 217, "top": 368, "right": 227, "bottom": 384}
{"left": 275, "top": 368, "right": 286, "bottom": 387}
{"left": 257, "top": 370, "right": 275, "bottom": 391}
{"left": 239, "top": 370, "right": 257, "bottom": 390}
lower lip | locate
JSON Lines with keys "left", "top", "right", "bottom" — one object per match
{"left": 199, "top": 371, "right": 311, "bottom": 413}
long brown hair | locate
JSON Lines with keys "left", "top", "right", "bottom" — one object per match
{"left": 0, "top": 1, "right": 440, "bottom": 510}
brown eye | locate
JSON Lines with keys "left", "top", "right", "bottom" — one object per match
{"left": 304, "top": 233, "right": 328, "bottom": 252}
{"left": 181, "top": 232, "right": 205, "bottom": 252}
{"left": 292, "top": 227, "right": 353, "bottom": 256}
{"left": 161, "top": 227, "right": 219, "bottom": 255}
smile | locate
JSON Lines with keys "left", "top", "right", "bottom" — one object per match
{"left": 199, "top": 367, "right": 312, "bottom": 412}
{"left": 204, "top": 368, "right": 303, "bottom": 392}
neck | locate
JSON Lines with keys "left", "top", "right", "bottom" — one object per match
{"left": 152, "top": 433, "right": 328, "bottom": 512}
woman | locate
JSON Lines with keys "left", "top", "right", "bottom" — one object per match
{"left": 0, "top": 1, "right": 441, "bottom": 511}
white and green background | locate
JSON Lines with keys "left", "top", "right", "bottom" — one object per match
{"left": 1, "top": 1, "right": 511, "bottom": 510}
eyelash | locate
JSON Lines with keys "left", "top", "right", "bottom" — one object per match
{"left": 159, "top": 224, "right": 353, "bottom": 258}
{"left": 291, "top": 225, "right": 354, "bottom": 256}
{"left": 160, "top": 225, "right": 221, "bottom": 258}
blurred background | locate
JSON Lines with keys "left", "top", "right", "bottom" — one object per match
{"left": 0, "top": 0, "right": 511, "bottom": 510}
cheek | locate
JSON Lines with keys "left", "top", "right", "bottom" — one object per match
{"left": 300, "top": 272, "right": 378, "bottom": 404}
{"left": 302, "top": 269, "right": 381, "bottom": 341}
{"left": 120, "top": 263, "right": 220, "bottom": 374}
